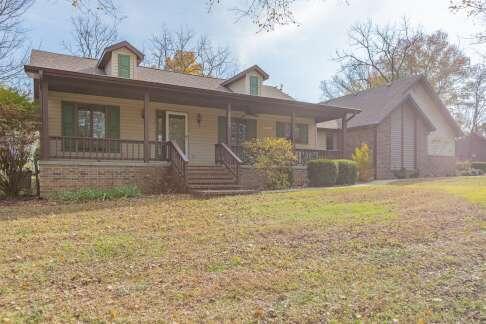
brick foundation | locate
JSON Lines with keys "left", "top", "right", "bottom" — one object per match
{"left": 39, "top": 160, "right": 171, "bottom": 196}
{"left": 422, "top": 156, "right": 456, "bottom": 177}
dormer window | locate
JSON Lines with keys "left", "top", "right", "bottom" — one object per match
{"left": 250, "top": 75, "right": 259, "bottom": 96}
{"left": 118, "top": 54, "right": 131, "bottom": 78}
{"left": 97, "top": 41, "right": 144, "bottom": 78}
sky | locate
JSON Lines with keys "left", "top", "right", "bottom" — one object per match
{"left": 23, "top": 0, "right": 485, "bottom": 102}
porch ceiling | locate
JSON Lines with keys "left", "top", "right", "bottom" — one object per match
{"left": 29, "top": 66, "right": 360, "bottom": 122}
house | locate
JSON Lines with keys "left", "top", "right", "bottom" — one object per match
{"left": 318, "top": 76, "right": 463, "bottom": 179}
{"left": 456, "top": 133, "right": 486, "bottom": 162}
{"left": 24, "top": 41, "right": 358, "bottom": 195}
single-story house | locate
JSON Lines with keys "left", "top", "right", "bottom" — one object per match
{"left": 25, "top": 41, "right": 359, "bottom": 195}
{"left": 456, "top": 132, "right": 486, "bottom": 162}
{"left": 318, "top": 76, "right": 463, "bottom": 179}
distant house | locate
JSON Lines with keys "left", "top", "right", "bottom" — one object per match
{"left": 24, "top": 41, "right": 358, "bottom": 195}
{"left": 318, "top": 76, "right": 463, "bottom": 179}
{"left": 456, "top": 133, "right": 486, "bottom": 162}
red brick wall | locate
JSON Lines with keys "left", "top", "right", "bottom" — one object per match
{"left": 39, "top": 161, "right": 170, "bottom": 196}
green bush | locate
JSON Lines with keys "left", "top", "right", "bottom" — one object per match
{"left": 307, "top": 159, "right": 338, "bottom": 187}
{"left": 335, "top": 159, "right": 358, "bottom": 185}
{"left": 52, "top": 185, "right": 141, "bottom": 202}
{"left": 471, "top": 162, "right": 486, "bottom": 173}
{"left": 243, "top": 137, "right": 297, "bottom": 190}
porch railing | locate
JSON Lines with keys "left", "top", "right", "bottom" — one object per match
{"left": 215, "top": 143, "right": 242, "bottom": 182}
{"left": 295, "top": 149, "right": 341, "bottom": 165}
{"left": 48, "top": 136, "right": 167, "bottom": 161}
{"left": 230, "top": 145, "right": 341, "bottom": 166}
{"left": 166, "top": 140, "right": 188, "bottom": 186}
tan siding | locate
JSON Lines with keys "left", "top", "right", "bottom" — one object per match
{"left": 47, "top": 91, "right": 322, "bottom": 164}
{"left": 109, "top": 47, "right": 137, "bottom": 78}
{"left": 410, "top": 85, "right": 455, "bottom": 156}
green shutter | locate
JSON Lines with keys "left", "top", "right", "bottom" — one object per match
{"left": 118, "top": 54, "right": 131, "bottom": 78}
{"left": 218, "top": 116, "right": 227, "bottom": 143}
{"left": 246, "top": 119, "right": 257, "bottom": 140}
{"left": 250, "top": 76, "right": 259, "bottom": 95}
{"left": 298, "top": 124, "right": 309, "bottom": 144}
{"left": 107, "top": 106, "right": 120, "bottom": 152}
{"left": 276, "top": 121, "right": 285, "bottom": 138}
{"left": 62, "top": 102, "right": 75, "bottom": 151}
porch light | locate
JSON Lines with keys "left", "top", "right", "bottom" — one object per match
{"left": 197, "top": 113, "right": 202, "bottom": 127}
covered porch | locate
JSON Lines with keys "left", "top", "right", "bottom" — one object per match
{"left": 30, "top": 67, "right": 359, "bottom": 168}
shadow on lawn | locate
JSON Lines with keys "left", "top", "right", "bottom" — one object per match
{"left": 0, "top": 194, "right": 192, "bottom": 221}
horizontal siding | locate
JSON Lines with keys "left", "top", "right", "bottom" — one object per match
{"left": 390, "top": 107, "right": 402, "bottom": 170}
{"left": 403, "top": 105, "right": 416, "bottom": 170}
{"left": 47, "top": 91, "right": 321, "bottom": 164}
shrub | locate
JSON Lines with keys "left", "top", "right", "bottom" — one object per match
{"left": 307, "top": 159, "right": 338, "bottom": 187}
{"left": 243, "top": 138, "right": 297, "bottom": 190}
{"left": 352, "top": 143, "right": 373, "bottom": 182}
{"left": 335, "top": 159, "right": 358, "bottom": 185}
{"left": 471, "top": 162, "right": 486, "bottom": 173}
{"left": 52, "top": 185, "right": 141, "bottom": 202}
{"left": 393, "top": 168, "right": 419, "bottom": 179}
{"left": 0, "top": 87, "right": 38, "bottom": 197}
{"left": 0, "top": 135, "right": 36, "bottom": 197}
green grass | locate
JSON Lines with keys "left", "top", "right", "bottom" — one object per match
{"left": 51, "top": 185, "right": 142, "bottom": 202}
{"left": 0, "top": 177, "right": 484, "bottom": 322}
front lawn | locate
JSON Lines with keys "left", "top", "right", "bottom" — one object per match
{"left": 0, "top": 177, "right": 484, "bottom": 322}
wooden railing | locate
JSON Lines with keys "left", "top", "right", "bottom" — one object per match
{"left": 215, "top": 143, "right": 242, "bottom": 182}
{"left": 231, "top": 145, "right": 341, "bottom": 166}
{"left": 167, "top": 140, "right": 188, "bottom": 185}
{"left": 48, "top": 136, "right": 167, "bottom": 161}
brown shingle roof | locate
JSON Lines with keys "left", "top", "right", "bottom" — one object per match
{"left": 323, "top": 76, "right": 422, "bottom": 128}
{"left": 320, "top": 75, "right": 462, "bottom": 136}
{"left": 29, "top": 50, "right": 293, "bottom": 100}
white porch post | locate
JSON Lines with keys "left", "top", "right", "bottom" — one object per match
{"left": 226, "top": 103, "right": 232, "bottom": 145}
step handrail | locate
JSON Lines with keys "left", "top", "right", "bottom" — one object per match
{"left": 215, "top": 143, "right": 242, "bottom": 182}
{"left": 167, "top": 141, "right": 189, "bottom": 186}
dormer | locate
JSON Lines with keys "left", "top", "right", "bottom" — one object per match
{"left": 97, "top": 41, "right": 144, "bottom": 79}
{"left": 221, "top": 65, "right": 269, "bottom": 96}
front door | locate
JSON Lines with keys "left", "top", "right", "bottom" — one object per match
{"left": 166, "top": 111, "right": 188, "bottom": 155}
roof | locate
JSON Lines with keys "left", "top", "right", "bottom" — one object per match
{"left": 97, "top": 41, "right": 144, "bottom": 69}
{"left": 29, "top": 50, "right": 292, "bottom": 100}
{"left": 320, "top": 75, "right": 462, "bottom": 136}
{"left": 220, "top": 65, "right": 270, "bottom": 87}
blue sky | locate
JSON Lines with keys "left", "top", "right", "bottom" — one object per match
{"left": 24, "top": 0, "right": 484, "bottom": 102}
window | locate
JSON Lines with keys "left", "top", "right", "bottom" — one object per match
{"left": 276, "top": 121, "right": 309, "bottom": 144}
{"left": 118, "top": 54, "right": 131, "bottom": 78}
{"left": 62, "top": 102, "right": 120, "bottom": 152}
{"left": 218, "top": 117, "right": 257, "bottom": 145}
{"left": 326, "top": 133, "right": 335, "bottom": 150}
{"left": 249, "top": 75, "right": 259, "bottom": 95}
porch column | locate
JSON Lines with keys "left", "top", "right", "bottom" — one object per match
{"left": 144, "top": 91, "right": 150, "bottom": 162}
{"left": 290, "top": 111, "right": 296, "bottom": 143}
{"left": 226, "top": 103, "right": 232, "bottom": 145}
{"left": 340, "top": 114, "right": 347, "bottom": 158}
{"left": 40, "top": 72, "right": 49, "bottom": 160}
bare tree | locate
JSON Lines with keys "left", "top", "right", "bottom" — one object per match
{"left": 69, "top": 0, "right": 118, "bottom": 16}
{"left": 450, "top": 0, "right": 486, "bottom": 44}
{"left": 0, "top": 0, "right": 34, "bottom": 84}
{"left": 208, "top": 0, "right": 298, "bottom": 32}
{"left": 321, "top": 19, "right": 470, "bottom": 111}
{"left": 458, "top": 63, "right": 486, "bottom": 134}
{"left": 148, "top": 26, "right": 237, "bottom": 78}
{"left": 62, "top": 10, "right": 121, "bottom": 59}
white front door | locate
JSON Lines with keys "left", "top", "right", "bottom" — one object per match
{"left": 166, "top": 111, "right": 188, "bottom": 155}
